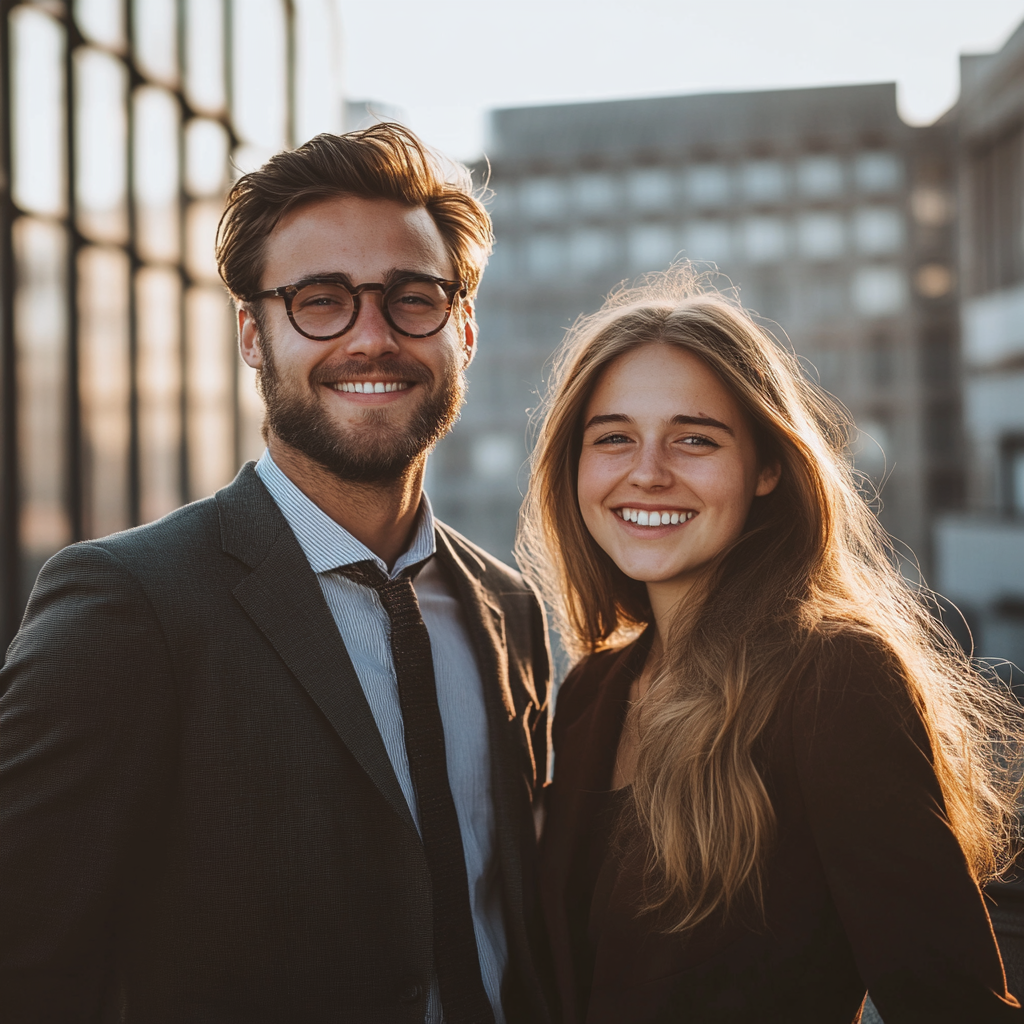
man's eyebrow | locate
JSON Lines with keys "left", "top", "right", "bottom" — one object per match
{"left": 300, "top": 268, "right": 439, "bottom": 285}
{"left": 583, "top": 412, "right": 734, "bottom": 435}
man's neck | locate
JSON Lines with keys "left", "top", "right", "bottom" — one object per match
{"left": 267, "top": 438, "right": 426, "bottom": 571}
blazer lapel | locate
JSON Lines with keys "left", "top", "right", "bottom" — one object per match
{"left": 216, "top": 465, "right": 417, "bottom": 836}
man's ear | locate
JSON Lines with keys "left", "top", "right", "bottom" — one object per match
{"left": 460, "top": 299, "right": 477, "bottom": 368}
{"left": 238, "top": 306, "right": 263, "bottom": 370}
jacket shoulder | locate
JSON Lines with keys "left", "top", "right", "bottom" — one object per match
{"left": 84, "top": 494, "right": 222, "bottom": 572}
{"left": 434, "top": 520, "right": 532, "bottom": 595}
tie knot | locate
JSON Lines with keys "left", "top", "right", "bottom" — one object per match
{"left": 334, "top": 557, "right": 430, "bottom": 592}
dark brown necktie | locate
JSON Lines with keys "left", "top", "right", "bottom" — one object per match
{"left": 336, "top": 558, "right": 496, "bottom": 1024}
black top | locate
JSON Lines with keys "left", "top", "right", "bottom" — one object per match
{"left": 541, "top": 630, "right": 1023, "bottom": 1024}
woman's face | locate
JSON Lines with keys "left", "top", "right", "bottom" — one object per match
{"left": 577, "top": 342, "right": 780, "bottom": 612}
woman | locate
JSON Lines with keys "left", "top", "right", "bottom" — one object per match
{"left": 518, "top": 270, "right": 1024, "bottom": 1023}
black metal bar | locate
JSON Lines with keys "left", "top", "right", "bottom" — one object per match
{"left": 177, "top": 0, "right": 189, "bottom": 504}
{"left": 0, "top": 0, "right": 20, "bottom": 650}
{"left": 63, "top": 5, "right": 82, "bottom": 542}
{"left": 125, "top": 0, "right": 141, "bottom": 526}
{"left": 283, "top": 0, "right": 296, "bottom": 149}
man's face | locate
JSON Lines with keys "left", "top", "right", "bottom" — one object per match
{"left": 239, "top": 195, "right": 474, "bottom": 484}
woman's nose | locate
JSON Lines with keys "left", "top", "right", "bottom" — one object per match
{"left": 627, "top": 442, "right": 673, "bottom": 489}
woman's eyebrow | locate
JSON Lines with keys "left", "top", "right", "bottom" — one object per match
{"left": 671, "top": 414, "right": 734, "bottom": 435}
{"left": 583, "top": 412, "right": 734, "bottom": 436}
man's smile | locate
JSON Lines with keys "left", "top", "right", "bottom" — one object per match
{"left": 329, "top": 380, "right": 413, "bottom": 394}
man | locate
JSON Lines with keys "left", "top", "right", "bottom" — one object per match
{"left": 0, "top": 125, "right": 553, "bottom": 1024}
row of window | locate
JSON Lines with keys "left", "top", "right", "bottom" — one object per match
{"left": 494, "top": 152, "right": 903, "bottom": 221}
{"left": 491, "top": 208, "right": 905, "bottom": 284}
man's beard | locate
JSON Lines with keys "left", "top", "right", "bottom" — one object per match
{"left": 257, "top": 337, "right": 466, "bottom": 485}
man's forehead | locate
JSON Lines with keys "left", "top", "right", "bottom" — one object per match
{"left": 262, "top": 195, "right": 453, "bottom": 286}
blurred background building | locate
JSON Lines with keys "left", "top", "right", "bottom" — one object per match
{"left": 935, "top": 20, "right": 1024, "bottom": 671}
{"left": 431, "top": 84, "right": 961, "bottom": 587}
{"left": 1, "top": 2, "right": 1022, "bottom": 672}
{"left": 0, "top": 0, "right": 342, "bottom": 649}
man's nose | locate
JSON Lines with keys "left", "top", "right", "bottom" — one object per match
{"left": 340, "top": 291, "right": 401, "bottom": 360}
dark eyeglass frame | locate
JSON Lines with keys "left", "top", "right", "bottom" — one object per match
{"left": 245, "top": 274, "right": 467, "bottom": 340}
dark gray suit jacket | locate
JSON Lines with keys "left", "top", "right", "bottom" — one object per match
{"left": 0, "top": 464, "right": 554, "bottom": 1024}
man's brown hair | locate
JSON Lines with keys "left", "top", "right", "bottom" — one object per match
{"left": 216, "top": 123, "right": 493, "bottom": 304}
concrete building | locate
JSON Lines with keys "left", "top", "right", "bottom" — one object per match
{"left": 431, "top": 84, "right": 962, "bottom": 578}
{"left": 935, "top": 25, "right": 1024, "bottom": 671}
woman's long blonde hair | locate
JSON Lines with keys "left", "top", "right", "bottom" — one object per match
{"left": 517, "top": 267, "right": 1023, "bottom": 933}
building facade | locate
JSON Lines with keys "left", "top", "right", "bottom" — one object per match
{"left": 935, "top": 24, "right": 1024, "bottom": 671}
{"left": 0, "top": 0, "right": 342, "bottom": 650}
{"left": 431, "top": 84, "right": 961, "bottom": 581}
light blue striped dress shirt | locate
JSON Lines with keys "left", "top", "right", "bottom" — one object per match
{"left": 255, "top": 452, "right": 507, "bottom": 1024}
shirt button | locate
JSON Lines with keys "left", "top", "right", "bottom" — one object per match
{"left": 398, "top": 979, "right": 423, "bottom": 1003}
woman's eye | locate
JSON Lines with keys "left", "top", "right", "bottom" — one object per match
{"left": 594, "top": 433, "right": 632, "bottom": 445}
{"left": 680, "top": 434, "right": 719, "bottom": 449}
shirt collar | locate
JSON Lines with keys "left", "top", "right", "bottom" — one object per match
{"left": 254, "top": 450, "right": 436, "bottom": 579}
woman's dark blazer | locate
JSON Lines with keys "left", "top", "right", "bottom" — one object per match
{"left": 540, "top": 631, "right": 1023, "bottom": 1024}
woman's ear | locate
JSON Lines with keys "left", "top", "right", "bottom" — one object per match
{"left": 755, "top": 460, "right": 782, "bottom": 497}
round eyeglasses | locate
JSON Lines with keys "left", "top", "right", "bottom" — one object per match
{"left": 245, "top": 274, "right": 467, "bottom": 341}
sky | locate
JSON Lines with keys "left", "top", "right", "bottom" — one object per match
{"left": 334, "top": 0, "right": 1024, "bottom": 163}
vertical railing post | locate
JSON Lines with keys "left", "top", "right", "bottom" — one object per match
{"left": 125, "top": 0, "right": 141, "bottom": 526}
{"left": 0, "top": 0, "right": 20, "bottom": 650}
{"left": 63, "top": 5, "right": 82, "bottom": 543}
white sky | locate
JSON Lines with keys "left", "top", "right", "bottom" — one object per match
{"left": 335, "top": 0, "right": 1024, "bottom": 163}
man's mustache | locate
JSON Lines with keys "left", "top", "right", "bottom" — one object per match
{"left": 311, "top": 360, "right": 433, "bottom": 386}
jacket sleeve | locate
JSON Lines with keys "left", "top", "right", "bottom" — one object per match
{"left": 793, "top": 635, "right": 1022, "bottom": 1023}
{"left": 0, "top": 543, "right": 176, "bottom": 1023}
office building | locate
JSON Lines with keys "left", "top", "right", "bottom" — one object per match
{"left": 935, "top": 23, "right": 1024, "bottom": 670}
{"left": 431, "top": 84, "right": 961, "bottom": 579}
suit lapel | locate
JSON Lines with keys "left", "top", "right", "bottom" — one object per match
{"left": 217, "top": 465, "right": 417, "bottom": 836}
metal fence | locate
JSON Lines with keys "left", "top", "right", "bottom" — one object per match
{"left": 0, "top": 0, "right": 341, "bottom": 648}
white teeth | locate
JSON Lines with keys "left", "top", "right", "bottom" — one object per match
{"left": 335, "top": 381, "right": 410, "bottom": 394}
{"left": 617, "top": 508, "right": 695, "bottom": 527}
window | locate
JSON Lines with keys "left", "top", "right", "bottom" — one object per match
{"left": 741, "top": 216, "right": 788, "bottom": 263}
{"left": 472, "top": 434, "right": 522, "bottom": 482}
{"left": 628, "top": 224, "right": 675, "bottom": 271}
{"left": 740, "top": 160, "right": 787, "bottom": 203}
{"left": 570, "top": 227, "right": 617, "bottom": 275}
{"left": 970, "top": 125, "right": 1024, "bottom": 291}
{"left": 520, "top": 176, "right": 565, "bottom": 220}
{"left": 854, "top": 152, "right": 903, "bottom": 194}
{"left": 526, "top": 233, "right": 567, "bottom": 279}
{"left": 687, "top": 164, "right": 731, "bottom": 207}
{"left": 0, "top": 0, "right": 319, "bottom": 645}
{"left": 682, "top": 219, "right": 732, "bottom": 262}
{"left": 572, "top": 171, "right": 617, "bottom": 215}
{"left": 797, "top": 155, "right": 844, "bottom": 199}
{"left": 852, "top": 207, "right": 904, "bottom": 254}
{"left": 1001, "top": 437, "right": 1024, "bottom": 515}
{"left": 627, "top": 168, "right": 673, "bottom": 211}
{"left": 804, "top": 272, "right": 846, "bottom": 320}
{"left": 852, "top": 267, "right": 906, "bottom": 317}
{"left": 797, "top": 212, "right": 845, "bottom": 260}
